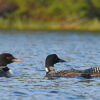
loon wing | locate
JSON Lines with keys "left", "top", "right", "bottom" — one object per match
{"left": 82, "top": 67, "right": 100, "bottom": 78}
{"left": 45, "top": 69, "right": 82, "bottom": 79}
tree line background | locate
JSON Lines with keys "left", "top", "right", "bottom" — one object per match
{"left": 0, "top": 0, "right": 100, "bottom": 30}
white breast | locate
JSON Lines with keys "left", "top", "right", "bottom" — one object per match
{"left": 6, "top": 69, "right": 13, "bottom": 76}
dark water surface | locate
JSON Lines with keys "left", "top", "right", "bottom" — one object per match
{"left": 0, "top": 31, "right": 100, "bottom": 100}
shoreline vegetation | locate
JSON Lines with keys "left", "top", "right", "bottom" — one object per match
{"left": 0, "top": 0, "right": 100, "bottom": 31}
{"left": 0, "top": 19, "right": 100, "bottom": 31}
{"left": 0, "top": 18, "right": 100, "bottom": 31}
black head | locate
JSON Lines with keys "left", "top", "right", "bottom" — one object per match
{"left": 45, "top": 54, "right": 65, "bottom": 68}
{"left": 0, "top": 53, "right": 23, "bottom": 66}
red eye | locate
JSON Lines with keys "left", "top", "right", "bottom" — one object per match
{"left": 6, "top": 57, "right": 11, "bottom": 59}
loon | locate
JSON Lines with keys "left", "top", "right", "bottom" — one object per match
{"left": 0, "top": 53, "right": 23, "bottom": 77}
{"left": 45, "top": 54, "right": 83, "bottom": 79}
{"left": 45, "top": 54, "right": 100, "bottom": 79}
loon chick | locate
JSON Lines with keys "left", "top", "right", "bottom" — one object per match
{"left": 45, "top": 54, "right": 82, "bottom": 79}
{"left": 0, "top": 53, "right": 23, "bottom": 77}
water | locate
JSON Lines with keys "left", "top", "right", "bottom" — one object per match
{"left": 0, "top": 31, "right": 100, "bottom": 100}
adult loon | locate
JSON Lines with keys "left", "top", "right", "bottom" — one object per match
{"left": 45, "top": 54, "right": 82, "bottom": 79}
{"left": 45, "top": 54, "right": 100, "bottom": 79}
{"left": 0, "top": 53, "right": 23, "bottom": 77}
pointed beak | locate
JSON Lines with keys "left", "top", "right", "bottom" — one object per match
{"left": 12, "top": 58, "right": 23, "bottom": 62}
{"left": 58, "top": 58, "right": 66, "bottom": 62}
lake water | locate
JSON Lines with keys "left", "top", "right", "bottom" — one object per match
{"left": 0, "top": 31, "right": 100, "bottom": 100}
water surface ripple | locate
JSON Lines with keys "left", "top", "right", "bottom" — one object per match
{"left": 0, "top": 31, "right": 100, "bottom": 100}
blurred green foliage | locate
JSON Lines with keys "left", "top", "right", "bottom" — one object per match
{"left": 6, "top": 0, "right": 88, "bottom": 21}
{"left": 0, "top": 0, "right": 100, "bottom": 30}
